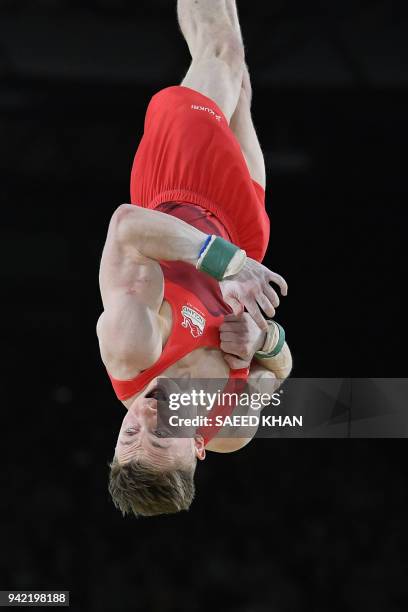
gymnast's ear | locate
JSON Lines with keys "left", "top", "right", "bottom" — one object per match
{"left": 194, "top": 434, "right": 206, "bottom": 461}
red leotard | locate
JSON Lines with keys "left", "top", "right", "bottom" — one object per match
{"left": 130, "top": 86, "right": 270, "bottom": 262}
{"left": 107, "top": 85, "right": 272, "bottom": 444}
{"left": 107, "top": 204, "right": 248, "bottom": 444}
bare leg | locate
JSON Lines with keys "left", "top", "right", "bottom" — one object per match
{"left": 229, "top": 64, "right": 266, "bottom": 188}
{"left": 225, "top": 2, "right": 266, "bottom": 188}
{"left": 178, "top": 1, "right": 266, "bottom": 188}
{"left": 178, "top": 0, "right": 245, "bottom": 121}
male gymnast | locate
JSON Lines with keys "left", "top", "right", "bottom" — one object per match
{"left": 97, "top": 0, "right": 293, "bottom": 517}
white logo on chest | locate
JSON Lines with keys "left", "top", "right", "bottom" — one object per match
{"left": 181, "top": 305, "right": 206, "bottom": 338}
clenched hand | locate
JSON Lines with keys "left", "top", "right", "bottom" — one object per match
{"left": 219, "top": 257, "right": 287, "bottom": 331}
{"left": 220, "top": 312, "right": 267, "bottom": 369}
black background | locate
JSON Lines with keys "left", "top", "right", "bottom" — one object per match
{"left": 0, "top": 1, "right": 407, "bottom": 610}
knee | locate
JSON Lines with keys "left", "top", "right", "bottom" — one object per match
{"left": 197, "top": 26, "right": 245, "bottom": 70}
{"left": 215, "top": 29, "right": 245, "bottom": 67}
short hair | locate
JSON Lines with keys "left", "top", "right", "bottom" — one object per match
{"left": 108, "top": 456, "right": 196, "bottom": 517}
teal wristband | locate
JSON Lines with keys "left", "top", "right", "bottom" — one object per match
{"left": 198, "top": 236, "right": 240, "bottom": 280}
{"left": 255, "top": 322, "right": 286, "bottom": 359}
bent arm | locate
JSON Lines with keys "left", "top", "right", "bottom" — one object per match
{"left": 112, "top": 204, "right": 208, "bottom": 265}
{"left": 99, "top": 204, "right": 211, "bottom": 309}
{"left": 97, "top": 204, "right": 225, "bottom": 376}
{"left": 111, "top": 205, "right": 287, "bottom": 329}
{"left": 98, "top": 203, "right": 208, "bottom": 377}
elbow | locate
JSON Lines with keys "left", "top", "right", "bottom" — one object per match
{"left": 109, "top": 204, "right": 137, "bottom": 244}
{"left": 111, "top": 203, "right": 134, "bottom": 226}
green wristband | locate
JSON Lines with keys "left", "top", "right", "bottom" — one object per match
{"left": 255, "top": 322, "right": 286, "bottom": 359}
{"left": 198, "top": 236, "right": 240, "bottom": 280}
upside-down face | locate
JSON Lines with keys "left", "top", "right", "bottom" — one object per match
{"left": 115, "top": 377, "right": 206, "bottom": 469}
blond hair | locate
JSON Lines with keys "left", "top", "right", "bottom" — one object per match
{"left": 108, "top": 457, "right": 195, "bottom": 517}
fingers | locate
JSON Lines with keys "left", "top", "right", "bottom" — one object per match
{"left": 220, "top": 330, "right": 237, "bottom": 342}
{"left": 223, "top": 297, "right": 245, "bottom": 317}
{"left": 220, "top": 316, "right": 245, "bottom": 332}
{"left": 220, "top": 338, "right": 253, "bottom": 363}
{"left": 244, "top": 298, "right": 269, "bottom": 331}
{"left": 263, "top": 283, "right": 280, "bottom": 309}
{"left": 223, "top": 353, "right": 251, "bottom": 370}
{"left": 220, "top": 339, "right": 244, "bottom": 355}
{"left": 255, "top": 292, "right": 275, "bottom": 319}
{"left": 268, "top": 271, "right": 288, "bottom": 296}
{"left": 224, "top": 296, "right": 276, "bottom": 326}
{"left": 223, "top": 313, "right": 244, "bottom": 323}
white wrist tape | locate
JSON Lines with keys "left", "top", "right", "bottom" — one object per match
{"left": 258, "top": 321, "right": 279, "bottom": 355}
{"left": 223, "top": 248, "right": 247, "bottom": 278}
{"left": 196, "top": 235, "right": 247, "bottom": 279}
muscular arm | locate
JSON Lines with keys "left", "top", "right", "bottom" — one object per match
{"left": 98, "top": 205, "right": 210, "bottom": 377}
{"left": 108, "top": 204, "right": 207, "bottom": 271}
{"left": 98, "top": 204, "right": 287, "bottom": 377}
{"left": 99, "top": 204, "right": 209, "bottom": 305}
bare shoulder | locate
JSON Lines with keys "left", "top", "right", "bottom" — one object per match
{"left": 99, "top": 205, "right": 165, "bottom": 311}
{"left": 97, "top": 206, "right": 167, "bottom": 378}
{"left": 96, "top": 294, "right": 163, "bottom": 379}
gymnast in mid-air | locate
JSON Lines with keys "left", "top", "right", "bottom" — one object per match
{"left": 97, "top": 0, "right": 292, "bottom": 517}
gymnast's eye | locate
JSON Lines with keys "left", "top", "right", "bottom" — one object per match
{"left": 125, "top": 427, "right": 138, "bottom": 435}
{"left": 153, "top": 429, "right": 169, "bottom": 438}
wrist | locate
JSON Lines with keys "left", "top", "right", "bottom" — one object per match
{"left": 255, "top": 321, "right": 286, "bottom": 360}
{"left": 255, "top": 329, "right": 268, "bottom": 353}
{"left": 196, "top": 235, "right": 246, "bottom": 280}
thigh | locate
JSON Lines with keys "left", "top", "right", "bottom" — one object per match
{"left": 229, "top": 89, "right": 266, "bottom": 189}
{"left": 181, "top": 56, "right": 243, "bottom": 122}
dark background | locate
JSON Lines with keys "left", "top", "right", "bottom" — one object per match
{"left": 1, "top": 1, "right": 407, "bottom": 610}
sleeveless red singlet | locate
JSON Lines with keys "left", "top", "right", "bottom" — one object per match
{"left": 107, "top": 204, "right": 248, "bottom": 444}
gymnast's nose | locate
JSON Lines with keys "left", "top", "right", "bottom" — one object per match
{"left": 129, "top": 395, "right": 157, "bottom": 418}
{"left": 140, "top": 398, "right": 158, "bottom": 414}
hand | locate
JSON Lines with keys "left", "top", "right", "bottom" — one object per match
{"left": 219, "top": 312, "right": 267, "bottom": 369}
{"left": 219, "top": 258, "right": 287, "bottom": 331}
